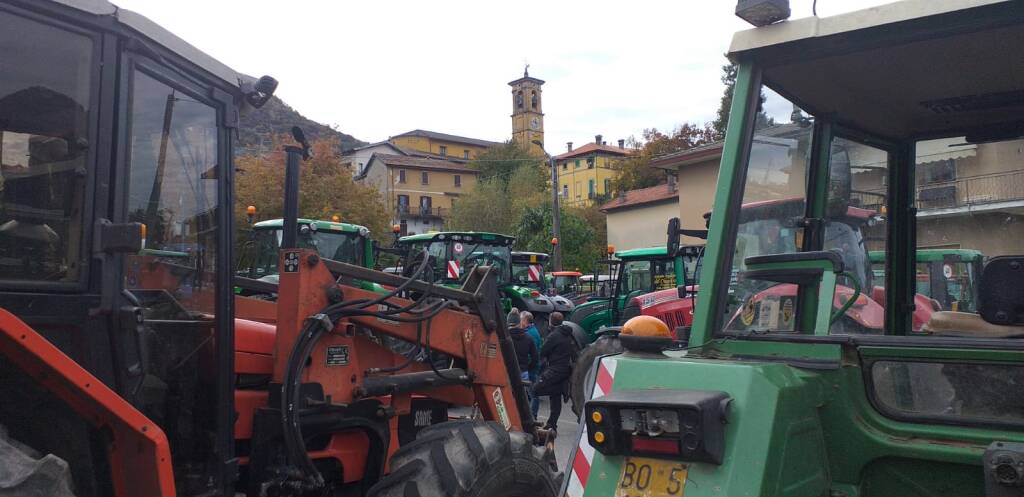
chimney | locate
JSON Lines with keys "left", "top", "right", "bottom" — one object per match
{"left": 618, "top": 139, "right": 625, "bottom": 149}
{"left": 595, "top": 134, "right": 602, "bottom": 145}
{"left": 567, "top": 142, "right": 573, "bottom": 152}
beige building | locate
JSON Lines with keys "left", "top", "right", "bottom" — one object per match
{"left": 388, "top": 129, "right": 500, "bottom": 161}
{"left": 356, "top": 154, "right": 478, "bottom": 235}
{"left": 600, "top": 183, "right": 679, "bottom": 251}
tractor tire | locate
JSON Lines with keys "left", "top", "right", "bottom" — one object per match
{"left": 367, "top": 420, "right": 559, "bottom": 497}
{"left": 569, "top": 335, "right": 622, "bottom": 417}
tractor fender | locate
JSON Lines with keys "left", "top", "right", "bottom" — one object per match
{"left": 561, "top": 320, "right": 590, "bottom": 348}
{"left": 548, "top": 294, "right": 575, "bottom": 313}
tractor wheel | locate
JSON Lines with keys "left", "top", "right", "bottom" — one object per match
{"left": 368, "top": 420, "right": 559, "bottom": 497}
{"left": 569, "top": 335, "right": 622, "bottom": 417}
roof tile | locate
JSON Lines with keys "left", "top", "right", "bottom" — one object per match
{"left": 600, "top": 183, "right": 678, "bottom": 212}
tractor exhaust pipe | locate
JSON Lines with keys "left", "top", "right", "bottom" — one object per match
{"left": 282, "top": 126, "right": 311, "bottom": 249}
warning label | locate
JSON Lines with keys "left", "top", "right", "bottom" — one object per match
{"left": 325, "top": 345, "right": 350, "bottom": 366}
{"left": 493, "top": 387, "right": 511, "bottom": 430}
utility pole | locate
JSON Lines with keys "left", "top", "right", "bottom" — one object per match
{"left": 533, "top": 140, "right": 562, "bottom": 270}
{"left": 550, "top": 155, "right": 562, "bottom": 271}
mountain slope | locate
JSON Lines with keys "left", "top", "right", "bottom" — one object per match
{"left": 238, "top": 96, "right": 364, "bottom": 155}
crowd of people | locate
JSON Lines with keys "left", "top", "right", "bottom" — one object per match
{"left": 507, "top": 308, "right": 578, "bottom": 432}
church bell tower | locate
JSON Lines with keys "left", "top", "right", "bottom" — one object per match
{"left": 509, "top": 66, "right": 545, "bottom": 157}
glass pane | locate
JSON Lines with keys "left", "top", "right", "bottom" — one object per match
{"left": 829, "top": 137, "right": 888, "bottom": 334}
{"left": 872, "top": 360, "right": 1024, "bottom": 425}
{"left": 652, "top": 259, "right": 676, "bottom": 291}
{"left": 0, "top": 12, "right": 92, "bottom": 283}
{"left": 723, "top": 93, "right": 812, "bottom": 333}
{"left": 914, "top": 136, "right": 1023, "bottom": 337}
{"left": 124, "top": 71, "right": 219, "bottom": 315}
{"left": 621, "top": 260, "right": 651, "bottom": 294}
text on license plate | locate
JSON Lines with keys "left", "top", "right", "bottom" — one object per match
{"left": 615, "top": 457, "right": 687, "bottom": 497}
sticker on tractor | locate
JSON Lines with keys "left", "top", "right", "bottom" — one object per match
{"left": 492, "top": 387, "right": 511, "bottom": 430}
{"left": 781, "top": 296, "right": 795, "bottom": 330}
{"left": 325, "top": 345, "right": 350, "bottom": 366}
{"left": 758, "top": 298, "right": 780, "bottom": 330}
{"left": 741, "top": 300, "right": 756, "bottom": 326}
{"left": 479, "top": 342, "right": 498, "bottom": 358}
{"left": 566, "top": 357, "right": 619, "bottom": 497}
{"left": 528, "top": 264, "right": 543, "bottom": 282}
{"left": 943, "top": 263, "right": 953, "bottom": 279}
{"left": 454, "top": 242, "right": 464, "bottom": 254}
{"left": 447, "top": 260, "right": 461, "bottom": 279}
{"left": 284, "top": 252, "right": 300, "bottom": 273}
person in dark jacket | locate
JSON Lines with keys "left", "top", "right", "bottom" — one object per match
{"left": 509, "top": 321, "right": 538, "bottom": 378}
{"left": 534, "top": 312, "right": 577, "bottom": 431}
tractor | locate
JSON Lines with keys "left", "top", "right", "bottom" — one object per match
{"left": 396, "top": 232, "right": 559, "bottom": 333}
{"left": 565, "top": 2, "right": 1024, "bottom": 497}
{"left": 0, "top": 2, "right": 558, "bottom": 497}
{"left": 511, "top": 251, "right": 574, "bottom": 315}
{"left": 871, "top": 249, "right": 985, "bottom": 313}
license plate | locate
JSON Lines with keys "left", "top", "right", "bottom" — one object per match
{"left": 615, "top": 457, "right": 687, "bottom": 497}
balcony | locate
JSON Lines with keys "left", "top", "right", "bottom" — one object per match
{"left": 851, "top": 169, "right": 1024, "bottom": 214}
{"left": 396, "top": 205, "right": 445, "bottom": 218}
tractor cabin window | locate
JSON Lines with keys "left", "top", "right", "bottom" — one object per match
{"left": 0, "top": 12, "right": 94, "bottom": 284}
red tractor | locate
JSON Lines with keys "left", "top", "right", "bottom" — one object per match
{"left": 0, "top": 2, "right": 557, "bottom": 496}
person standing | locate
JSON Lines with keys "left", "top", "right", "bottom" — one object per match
{"left": 507, "top": 308, "right": 538, "bottom": 409}
{"left": 520, "top": 311, "right": 542, "bottom": 418}
{"left": 534, "top": 312, "right": 577, "bottom": 432}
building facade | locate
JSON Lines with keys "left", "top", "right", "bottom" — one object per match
{"left": 388, "top": 129, "right": 500, "bottom": 161}
{"left": 554, "top": 136, "right": 633, "bottom": 207}
{"left": 356, "top": 154, "right": 478, "bottom": 235}
{"left": 509, "top": 67, "right": 545, "bottom": 157}
{"left": 600, "top": 183, "right": 680, "bottom": 251}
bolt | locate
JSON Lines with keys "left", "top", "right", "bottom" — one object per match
{"left": 1010, "top": 261, "right": 1021, "bottom": 271}
{"left": 326, "top": 286, "right": 344, "bottom": 303}
{"left": 307, "top": 254, "right": 320, "bottom": 266}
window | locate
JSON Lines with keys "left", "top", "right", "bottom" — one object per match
{"left": 420, "top": 196, "right": 432, "bottom": 215}
{"left": 604, "top": 179, "right": 612, "bottom": 194}
{"left": 562, "top": 185, "right": 569, "bottom": 198}
{"left": 587, "top": 157, "right": 595, "bottom": 169}
{"left": 398, "top": 169, "right": 406, "bottom": 183}
{"left": 588, "top": 179, "right": 596, "bottom": 198}
{"left": 454, "top": 174, "right": 461, "bottom": 187}
{"left": 575, "top": 182, "right": 581, "bottom": 199}
{"left": 439, "top": 145, "right": 447, "bottom": 156}
{"left": 125, "top": 70, "right": 219, "bottom": 315}
{"left": 421, "top": 171, "right": 429, "bottom": 185}
{"left": 574, "top": 159, "right": 580, "bottom": 169}
{"left": 397, "top": 194, "right": 409, "bottom": 214}
{"left": 463, "top": 150, "right": 470, "bottom": 159}
{"left": 562, "top": 163, "right": 567, "bottom": 171}
{"left": 0, "top": 12, "right": 94, "bottom": 283}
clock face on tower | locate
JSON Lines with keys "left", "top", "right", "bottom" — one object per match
{"left": 529, "top": 117, "right": 540, "bottom": 130}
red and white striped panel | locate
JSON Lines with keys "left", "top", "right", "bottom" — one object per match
{"left": 528, "top": 264, "right": 543, "bottom": 282}
{"left": 565, "top": 357, "right": 618, "bottom": 497}
{"left": 446, "top": 260, "right": 460, "bottom": 279}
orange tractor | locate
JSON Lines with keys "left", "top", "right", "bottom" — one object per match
{"left": 0, "top": 2, "right": 557, "bottom": 496}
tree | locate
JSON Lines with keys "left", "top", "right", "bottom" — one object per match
{"left": 234, "top": 136, "right": 390, "bottom": 242}
{"left": 449, "top": 142, "right": 548, "bottom": 235}
{"left": 712, "top": 62, "right": 775, "bottom": 138}
{"left": 514, "top": 203, "right": 604, "bottom": 273}
{"left": 611, "top": 123, "right": 718, "bottom": 192}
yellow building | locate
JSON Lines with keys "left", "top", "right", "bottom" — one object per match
{"left": 356, "top": 154, "right": 479, "bottom": 235}
{"left": 389, "top": 129, "right": 499, "bottom": 160}
{"left": 554, "top": 136, "right": 633, "bottom": 207}
{"left": 509, "top": 68, "right": 545, "bottom": 157}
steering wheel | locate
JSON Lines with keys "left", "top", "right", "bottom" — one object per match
{"left": 463, "top": 253, "right": 506, "bottom": 277}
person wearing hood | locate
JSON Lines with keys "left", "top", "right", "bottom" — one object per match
{"left": 507, "top": 308, "right": 539, "bottom": 405}
{"left": 534, "top": 312, "right": 578, "bottom": 431}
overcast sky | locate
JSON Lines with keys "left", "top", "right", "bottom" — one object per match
{"left": 114, "top": 0, "right": 893, "bottom": 152}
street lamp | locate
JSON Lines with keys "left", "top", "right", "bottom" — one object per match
{"left": 532, "top": 139, "right": 562, "bottom": 271}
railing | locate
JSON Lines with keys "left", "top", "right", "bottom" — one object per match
{"left": 851, "top": 170, "right": 1024, "bottom": 213}
{"left": 396, "top": 205, "right": 445, "bottom": 218}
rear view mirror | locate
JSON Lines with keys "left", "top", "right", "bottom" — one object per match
{"left": 978, "top": 256, "right": 1024, "bottom": 325}
{"left": 666, "top": 217, "right": 681, "bottom": 256}
{"left": 826, "top": 144, "right": 852, "bottom": 219}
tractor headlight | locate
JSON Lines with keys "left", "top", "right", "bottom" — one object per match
{"left": 585, "top": 389, "right": 731, "bottom": 464}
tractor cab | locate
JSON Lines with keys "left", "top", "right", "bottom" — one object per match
{"left": 238, "top": 218, "right": 374, "bottom": 279}
{"left": 512, "top": 251, "right": 574, "bottom": 314}
{"left": 872, "top": 248, "right": 985, "bottom": 313}
{"left": 567, "top": 246, "right": 684, "bottom": 343}
{"left": 397, "top": 231, "right": 514, "bottom": 285}
{"left": 569, "top": 2, "right": 1024, "bottom": 497}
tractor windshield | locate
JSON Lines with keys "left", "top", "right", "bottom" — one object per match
{"left": 403, "top": 240, "right": 511, "bottom": 285}
{"left": 511, "top": 261, "right": 546, "bottom": 290}
{"left": 239, "top": 227, "right": 365, "bottom": 278}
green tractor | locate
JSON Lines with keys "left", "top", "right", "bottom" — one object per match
{"left": 871, "top": 249, "right": 985, "bottom": 313}
{"left": 396, "top": 232, "right": 557, "bottom": 327}
{"left": 236, "top": 218, "right": 377, "bottom": 294}
{"left": 566, "top": 2, "right": 1024, "bottom": 497}
{"left": 565, "top": 246, "right": 688, "bottom": 344}
{"left": 512, "top": 251, "right": 576, "bottom": 315}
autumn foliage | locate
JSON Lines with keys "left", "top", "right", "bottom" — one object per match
{"left": 234, "top": 136, "right": 389, "bottom": 239}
